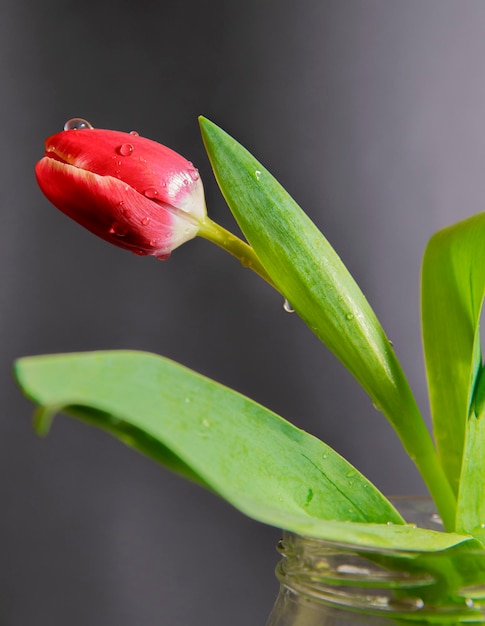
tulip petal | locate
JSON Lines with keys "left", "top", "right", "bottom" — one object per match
{"left": 44, "top": 128, "right": 206, "bottom": 220}
{"left": 35, "top": 157, "right": 199, "bottom": 257}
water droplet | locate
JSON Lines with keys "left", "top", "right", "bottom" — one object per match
{"left": 345, "top": 312, "right": 354, "bottom": 321}
{"left": 155, "top": 252, "right": 171, "bottom": 261}
{"left": 63, "top": 118, "right": 93, "bottom": 131}
{"left": 202, "top": 418, "right": 211, "bottom": 428}
{"left": 144, "top": 188, "right": 158, "bottom": 199}
{"left": 283, "top": 299, "right": 295, "bottom": 313}
{"left": 149, "top": 239, "right": 160, "bottom": 247}
{"left": 481, "top": 523, "right": 485, "bottom": 529}
{"left": 141, "top": 217, "right": 150, "bottom": 226}
{"left": 430, "top": 513, "right": 443, "bottom": 526}
{"left": 466, "top": 598, "right": 475, "bottom": 608}
{"left": 117, "top": 143, "right": 134, "bottom": 156}
{"left": 255, "top": 170, "right": 261, "bottom": 180}
{"left": 188, "top": 167, "right": 200, "bottom": 181}
{"left": 388, "top": 339, "right": 394, "bottom": 347}
{"left": 109, "top": 222, "right": 129, "bottom": 237}
{"left": 129, "top": 130, "right": 139, "bottom": 136}
{"left": 133, "top": 249, "right": 148, "bottom": 256}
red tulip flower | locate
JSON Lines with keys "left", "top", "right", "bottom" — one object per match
{"left": 35, "top": 119, "right": 207, "bottom": 259}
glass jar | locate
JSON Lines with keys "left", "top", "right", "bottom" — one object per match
{"left": 266, "top": 498, "right": 485, "bottom": 625}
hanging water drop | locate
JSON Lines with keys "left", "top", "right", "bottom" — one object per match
{"left": 63, "top": 118, "right": 93, "bottom": 131}
{"left": 283, "top": 299, "right": 295, "bottom": 313}
{"left": 117, "top": 143, "right": 134, "bottom": 156}
{"left": 155, "top": 252, "right": 171, "bottom": 261}
{"left": 129, "top": 130, "right": 139, "bottom": 136}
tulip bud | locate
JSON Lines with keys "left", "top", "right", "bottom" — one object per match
{"left": 35, "top": 119, "right": 207, "bottom": 259}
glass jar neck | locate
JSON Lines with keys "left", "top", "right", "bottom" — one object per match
{"left": 266, "top": 498, "right": 485, "bottom": 625}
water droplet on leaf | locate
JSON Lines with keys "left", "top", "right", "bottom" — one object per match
{"left": 345, "top": 312, "right": 354, "bottom": 321}
{"left": 64, "top": 118, "right": 93, "bottom": 131}
{"left": 117, "top": 143, "right": 134, "bottom": 156}
{"left": 283, "top": 299, "right": 295, "bottom": 313}
{"left": 255, "top": 170, "right": 261, "bottom": 180}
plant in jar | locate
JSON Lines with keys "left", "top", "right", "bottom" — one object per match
{"left": 14, "top": 115, "right": 485, "bottom": 622}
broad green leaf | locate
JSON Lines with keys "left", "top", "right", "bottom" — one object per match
{"left": 15, "top": 350, "right": 401, "bottom": 522}
{"left": 199, "top": 117, "right": 455, "bottom": 528}
{"left": 422, "top": 213, "right": 485, "bottom": 500}
{"left": 14, "top": 350, "right": 477, "bottom": 552}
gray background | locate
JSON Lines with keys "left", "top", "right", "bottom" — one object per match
{"left": 2, "top": 1, "right": 485, "bottom": 624}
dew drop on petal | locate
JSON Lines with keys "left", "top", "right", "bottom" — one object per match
{"left": 64, "top": 118, "right": 93, "bottom": 131}
{"left": 117, "top": 143, "right": 134, "bottom": 156}
{"left": 144, "top": 188, "right": 158, "bottom": 199}
{"left": 155, "top": 252, "right": 171, "bottom": 261}
{"left": 188, "top": 167, "right": 200, "bottom": 181}
{"left": 133, "top": 249, "right": 148, "bottom": 256}
{"left": 109, "top": 222, "right": 129, "bottom": 237}
{"left": 129, "top": 130, "right": 139, "bottom": 136}
{"left": 283, "top": 299, "right": 295, "bottom": 313}
{"left": 141, "top": 217, "right": 150, "bottom": 226}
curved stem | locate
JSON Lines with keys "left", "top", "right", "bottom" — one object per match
{"left": 197, "top": 217, "right": 279, "bottom": 292}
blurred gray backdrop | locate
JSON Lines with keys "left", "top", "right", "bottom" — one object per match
{"left": 2, "top": 0, "right": 485, "bottom": 624}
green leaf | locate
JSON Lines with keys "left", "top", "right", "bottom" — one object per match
{"left": 422, "top": 213, "right": 485, "bottom": 501}
{"left": 14, "top": 350, "right": 477, "bottom": 552}
{"left": 455, "top": 365, "right": 485, "bottom": 539}
{"left": 14, "top": 350, "right": 402, "bottom": 523}
{"left": 198, "top": 117, "right": 456, "bottom": 528}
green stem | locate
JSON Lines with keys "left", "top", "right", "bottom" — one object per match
{"left": 197, "top": 217, "right": 279, "bottom": 291}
